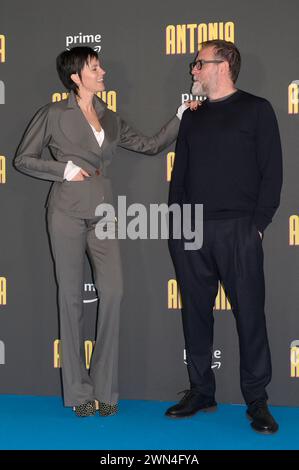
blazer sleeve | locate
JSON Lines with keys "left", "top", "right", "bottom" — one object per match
{"left": 117, "top": 114, "right": 180, "bottom": 155}
{"left": 14, "top": 104, "right": 66, "bottom": 181}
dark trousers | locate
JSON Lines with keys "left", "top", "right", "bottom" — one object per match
{"left": 169, "top": 215, "right": 272, "bottom": 405}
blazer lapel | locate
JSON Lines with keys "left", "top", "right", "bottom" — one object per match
{"left": 94, "top": 95, "right": 118, "bottom": 151}
{"left": 92, "top": 93, "right": 111, "bottom": 153}
{"left": 59, "top": 91, "right": 107, "bottom": 157}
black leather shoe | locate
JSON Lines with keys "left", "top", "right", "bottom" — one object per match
{"left": 165, "top": 390, "right": 217, "bottom": 418}
{"left": 247, "top": 400, "right": 279, "bottom": 434}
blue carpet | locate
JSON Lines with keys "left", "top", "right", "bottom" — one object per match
{"left": 0, "top": 395, "right": 298, "bottom": 450}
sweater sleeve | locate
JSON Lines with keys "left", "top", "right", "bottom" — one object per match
{"left": 168, "top": 111, "right": 189, "bottom": 207}
{"left": 14, "top": 105, "right": 66, "bottom": 181}
{"left": 253, "top": 100, "right": 283, "bottom": 233}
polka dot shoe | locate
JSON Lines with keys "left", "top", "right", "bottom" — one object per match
{"left": 98, "top": 402, "right": 118, "bottom": 417}
{"left": 73, "top": 401, "right": 96, "bottom": 417}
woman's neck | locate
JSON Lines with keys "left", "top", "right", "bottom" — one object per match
{"left": 76, "top": 89, "right": 94, "bottom": 112}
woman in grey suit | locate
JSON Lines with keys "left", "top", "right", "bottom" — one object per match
{"left": 15, "top": 46, "right": 194, "bottom": 417}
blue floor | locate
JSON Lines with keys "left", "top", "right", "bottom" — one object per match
{"left": 0, "top": 395, "right": 298, "bottom": 450}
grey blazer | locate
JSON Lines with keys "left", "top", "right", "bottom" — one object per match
{"left": 15, "top": 90, "right": 180, "bottom": 218}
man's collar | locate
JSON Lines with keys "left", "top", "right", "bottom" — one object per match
{"left": 208, "top": 89, "right": 238, "bottom": 102}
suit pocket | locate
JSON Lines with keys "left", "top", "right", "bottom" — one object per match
{"left": 56, "top": 178, "right": 92, "bottom": 212}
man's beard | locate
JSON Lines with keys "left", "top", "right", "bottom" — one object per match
{"left": 191, "top": 80, "right": 207, "bottom": 97}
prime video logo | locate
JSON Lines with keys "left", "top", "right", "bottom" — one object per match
{"left": 84, "top": 283, "right": 98, "bottom": 304}
{"left": 184, "top": 348, "right": 222, "bottom": 369}
{"left": 66, "top": 32, "right": 102, "bottom": 51}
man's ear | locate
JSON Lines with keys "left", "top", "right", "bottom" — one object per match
{"left": 222, "top": 61, "right": 230, "bottom": 77}
{"left": 70, "top": 73, "right": 80, "bottom": 86}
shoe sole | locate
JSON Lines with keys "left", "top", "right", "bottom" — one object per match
{"left": 246, "top": 412, "right": 279, "bottom": 434}
{"left": 165, "top": 405, "right": 218, "bottom": 419}
{"left": 250, "top": 425, "right": 279, "bottom": 435}
{"left": 73, "top": 403, "right": 96, "bottom": 417}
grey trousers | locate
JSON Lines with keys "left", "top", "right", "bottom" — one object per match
{"left": 47, "top": 207, "right": 123, "bottom": 407}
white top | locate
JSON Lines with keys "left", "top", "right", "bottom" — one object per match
{"left": 63, "top": 124, "right": 105, "bottom": 180}
{"left": 89, "top": 123, "right": 105, "bottom": 147}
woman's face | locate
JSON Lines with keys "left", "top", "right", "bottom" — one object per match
{"left": 72, "top": 56, "right": 106, "bottom": 94}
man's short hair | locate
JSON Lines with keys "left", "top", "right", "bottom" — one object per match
{"left": 200, "top": 40, "right": 241, "bottom": 83}
{"left": 56, "top": 46, "right": 99, "bottom": 95}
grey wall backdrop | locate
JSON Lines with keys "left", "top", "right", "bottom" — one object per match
{"left": 0, "top": 0, "right": 299, "bottom": 406}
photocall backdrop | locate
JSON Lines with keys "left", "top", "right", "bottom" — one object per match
{"left": 0, "top": 0, "right": 298, "bottom": 406}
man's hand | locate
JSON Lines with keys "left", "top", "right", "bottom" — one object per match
{"left": 70, "top": 169, "right": 91, "bottom": 181}
{"left": 185, "top": 100, "right": 202, "bottom": 111}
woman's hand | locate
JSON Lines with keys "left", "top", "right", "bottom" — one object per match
{"left": 184, "top": 100, "right": 201, "bottom": 111}
{"left": 70, "top": 169, "right": 91, "bottom": 181}
{"left": 177, "top": 100, "right": 202, "bottom": 120}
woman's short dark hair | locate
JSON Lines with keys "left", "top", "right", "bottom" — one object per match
{"left": 56, "top": 46, "right": 99, "bottom": 95}
{"left": 200, "top": 40, "right": 241, "bottom": 83}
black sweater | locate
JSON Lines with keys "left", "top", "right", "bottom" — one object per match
{"left": 169, "top": 90, "right": 283, "bottom": 233}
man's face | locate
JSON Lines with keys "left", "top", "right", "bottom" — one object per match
{"left": 191, "top": 46, "right": 221, "bottom": 97}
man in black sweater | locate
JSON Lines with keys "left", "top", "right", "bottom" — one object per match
{"left": 166, "top": 40, "right": 283, "bottom": 434}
